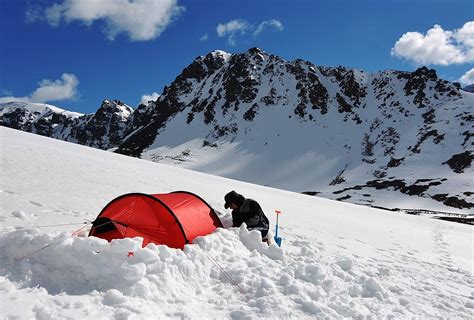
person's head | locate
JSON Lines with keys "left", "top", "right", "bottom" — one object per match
{"left": 224, "top": 190, "right": 244, "bottom": 210}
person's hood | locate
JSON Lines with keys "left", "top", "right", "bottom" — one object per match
{"left": 224, "top": 190, "right": 245, "bottom": 209}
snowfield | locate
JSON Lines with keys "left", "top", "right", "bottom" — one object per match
{"left": 0, "top": 127, "right": 473, "bottom": 319}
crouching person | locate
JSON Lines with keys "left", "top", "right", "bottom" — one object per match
{"left": 224, "top": 190, "right": 270, "bottom": 244}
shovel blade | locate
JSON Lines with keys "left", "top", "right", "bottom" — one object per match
{"left": 274, "top": 236, "right": 282, "bottom": 247}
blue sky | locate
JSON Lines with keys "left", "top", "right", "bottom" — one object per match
{"left": 1, "top": 0, "right": 473, "bottom": 113}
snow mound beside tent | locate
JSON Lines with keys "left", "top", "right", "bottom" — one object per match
{"left": 0, "top": 225, "right": 283, "bottom": 296}
{"left": 1, "top": 225, "right": 472, "bottom": 319}
{"left": 0, "top": 227, "right": 306, "bottom": 319}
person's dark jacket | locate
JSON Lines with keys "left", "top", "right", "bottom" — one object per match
{"left": 231, "top": 196, "right": 269, "bottom": 232}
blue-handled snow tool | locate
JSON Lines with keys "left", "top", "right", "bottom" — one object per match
{"left": 274, "top": 210, "right": 282, "bottom": 247}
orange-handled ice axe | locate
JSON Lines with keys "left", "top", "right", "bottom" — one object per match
{"left": 274, "top": 210, "right": 282, "bottom": 247}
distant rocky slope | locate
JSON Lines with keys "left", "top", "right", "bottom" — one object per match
{"left": 462, "top": 84, "right": 474, "bottom": 93}
{"left": 1, "top": 48, "right": 472, "bottom": 213}
{"left": 0, "top": 100, "right": 132, "bottom": 149}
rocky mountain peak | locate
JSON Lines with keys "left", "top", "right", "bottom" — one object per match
{"left": 412, "top": 66, "right": 438, "bottom": 80}
{"left": 247, "top": 47, "right": 264, "bottom": 55}
{"left": 177, "top": 51, "right": 232, "bottom": 84}
{"left": 244, "top": 47, "right": 268, "bottom": 61}
{"left": 208, "top": 50, "right": 232, "bottom": 62}
{"left": 96, "top": 99, "right": 133, "bottom": 118}
{"left": 1, "top": 48, "right": 472, "bottom": 212}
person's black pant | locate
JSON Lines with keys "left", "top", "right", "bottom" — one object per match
{"left": 260, "top": 229, "right": 269, "bottom": 240}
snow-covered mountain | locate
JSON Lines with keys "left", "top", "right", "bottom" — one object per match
{"left": 0, "top": 100, "right": 133, "bottom": 149}
{"left": 1, "top": 48, "right": 472, "bottom": 213}
{"left": 1, "top": 126, "right": 472, "bottom": 319}
{"left": 463, "top": 84, "right": 474, "bottom": 93}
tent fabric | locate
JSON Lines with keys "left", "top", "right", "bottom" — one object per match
{"left": 89, "top": 191, "right": 223, "bottom": 249}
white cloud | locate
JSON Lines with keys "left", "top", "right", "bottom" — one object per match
{"left": 0, "top": 73, "right": 79, "bottom": 104}
{"left": 216, "top": 19, "right": 249, "bottom": 46}
{"left": 140, "top": 92, "right": 160, "bottom": 105}
{"left": 31, "top": 73, "right": 79, "bottom": 102}
{"left": 455, "top": 21, "right": 474, "bottom": 46}
{"left": 34, "top": 0, "right": 184, "bottom": 41}
{"left": 391, "top": 22, "right": 474, "bottom": 66}
{"left": 459, "top": 68, "right": 474, "bottom": 84}
{"left": 254, "top": 19, "right": 283, "bottom": 37}
{"left": 217, "top": 19, "right": 249, "bottom": 37}
{"left": 215, "top": 18, "right": 283, "bottom": 46}
{"left": 200, "top": 33, "right": 208, "bottom": 41}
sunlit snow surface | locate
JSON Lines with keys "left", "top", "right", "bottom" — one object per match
{"left": 0, "top": 127, "right": 473, "bottom": 319}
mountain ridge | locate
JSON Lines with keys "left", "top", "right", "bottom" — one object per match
{"left": 1, "top": 48, "right": 472, "bottom": 213}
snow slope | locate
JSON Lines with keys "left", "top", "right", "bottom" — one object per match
{"left": 0, "top": 127, "right": 473, "bottom": 319}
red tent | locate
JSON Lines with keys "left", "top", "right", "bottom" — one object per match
{"left": 89, "top": 191, "right": 223, "bottom": 249}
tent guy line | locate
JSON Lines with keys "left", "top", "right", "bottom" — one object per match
{"left": 0, "top": 222, "right": 89, "bottom": 233}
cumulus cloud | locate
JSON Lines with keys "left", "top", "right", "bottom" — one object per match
{"left": 31, "top": 0, "right": 184, "bottom": 41}
{"left": 254, "top": 19, "right": 283, "bottom": 37}
{"left": 459, "top": 68, "right": 474, "bottom": 84}
{"left": 455, "top": 21, "right": 474, "bottom": 46}
{"left": 391, "top": 22, "right": 474, "bottom": 65}
{"left": 0, "top": 73, "right": 79, "bottom": 104}
{"left": 217, "top": 19, "right": 249, "bottom": 37}
{"left": 140, "top": 92, "right": 160, "bottom": 105}
{"left": 216, "top": 18, "right": 283, "bottom": 46}
{"left": 216, "top": 19, "right": 249, "bottom": 46}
